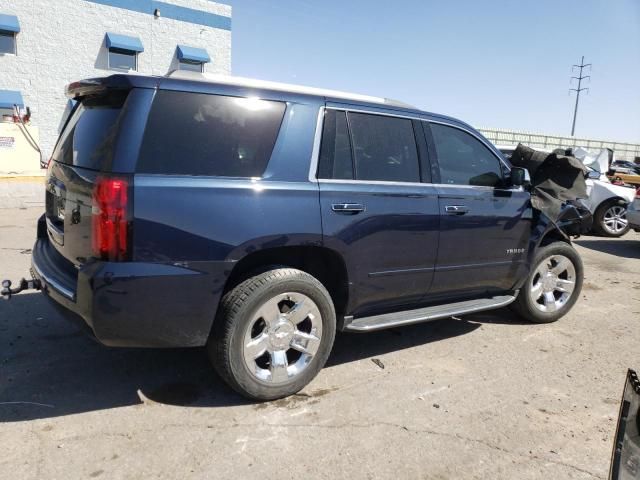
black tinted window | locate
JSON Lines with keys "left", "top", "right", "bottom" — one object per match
{"left": 138, "top": 92, "right": 286, "bottom": 177}
{"left": 52, "top": 93, "right": 126, "bottom": 170}
{"left": 318, "top": 110, "right": 353, "bottom": 179}
{"left": 430, "top": 124, "right": 503, "bottom": 187}
{"left": 348, "top": 113, "right": 420, "bottom": 182}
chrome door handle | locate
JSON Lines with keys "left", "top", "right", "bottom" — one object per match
{"left": 445, "top": 205, "right": 469, "bottom": 215}
{"left": 332, "top": 203, "right": 365, "bottom": 214}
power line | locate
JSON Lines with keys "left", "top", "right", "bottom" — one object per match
{"left": 569, "top": 56, "right": 591, "bottom": 136}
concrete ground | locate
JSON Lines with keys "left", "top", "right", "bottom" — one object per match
{"left": 1, "top": 207, "right": 639, "bottom": 480}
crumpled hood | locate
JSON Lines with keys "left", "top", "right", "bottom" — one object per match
{"left": 573, "top": 146, "right": 611, "bottom": 174}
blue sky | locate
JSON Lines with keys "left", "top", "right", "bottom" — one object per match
{"left": 227, "top": 0, "right": 640, "bottom": 143}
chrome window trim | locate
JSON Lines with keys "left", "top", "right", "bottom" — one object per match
{"left": 319, "top": 178, "right": 433, "bottom": 188}
{"left": 325, "top": 105, "right": 425, "bottom": 122}
{"left": 307, "top": 106, "right": 325, "bottom": 182}
{"left": 308, "top": 105, "right": 511, "bottom": 185}
{"left": 318, "top": 178, "right": 501, "bottom": 191}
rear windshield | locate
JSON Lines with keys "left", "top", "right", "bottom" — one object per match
{"left": 51, "top": 92, "right": 127, "bottom": 170}
{"left": 137, "top": 91, "right": 286, "bottom": 177}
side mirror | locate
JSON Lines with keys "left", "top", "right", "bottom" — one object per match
{"left": 587, "top": 170, "right": 601, "bottom": 180}
{"left": 510, "top": 167, "right": 531, "bottom": 188}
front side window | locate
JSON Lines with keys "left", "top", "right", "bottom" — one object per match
{"left": 430, "top": 123, "right": 504, "bottom": 187}
{"left": 108, "top": 48, "right": 137, "bottom": 71}
{"left": 349, "top": 113, "right": 420, "bottom": 182}
{"left": 0, "top": 31, "right": 16, "bottom": 55}
{"left": 138, "top": 92, "right": 286, "bottom": 177}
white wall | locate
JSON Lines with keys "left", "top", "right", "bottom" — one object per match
{"left": 0, "top": 0, "right": 232, "bottom": 164}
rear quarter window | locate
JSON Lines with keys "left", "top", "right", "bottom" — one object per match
{"left": 137, "top": 91, "right": 286, "bottom": 177}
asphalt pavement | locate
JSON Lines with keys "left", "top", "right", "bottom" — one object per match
{"left": 1, "top": 207, "right": 639, "bottom": 479}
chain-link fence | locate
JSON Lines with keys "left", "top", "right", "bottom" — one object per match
{"left": 478, "top": 128, "right": 640, "bottom": 162}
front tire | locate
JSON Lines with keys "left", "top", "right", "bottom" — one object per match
{"left": 512, "top": 241, "right": 583, "bottom": 324}
{"left": 208, "top": 268, "right": 336, "bottom": 401}
{"left": 593, "top": 199, "right": 630, "bottom": 237}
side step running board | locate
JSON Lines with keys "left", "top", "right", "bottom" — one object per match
{"left": 343, "top": 294, "right": 517, "bottom": 332}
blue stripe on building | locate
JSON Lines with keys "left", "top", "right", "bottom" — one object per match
{"left": 82, "top": 0, "right": 231, "bottom": 31}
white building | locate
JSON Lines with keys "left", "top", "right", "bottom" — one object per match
{"left": 0, "top": 0, "right": 232, "bottom": 171}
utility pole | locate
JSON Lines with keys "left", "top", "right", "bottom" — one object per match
{"left": 570, "top": 56, "right": 591, "bottom": 136}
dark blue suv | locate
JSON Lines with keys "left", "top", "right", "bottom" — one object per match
{"left": 14, "top": 72, "right": 585, "bottom": 399}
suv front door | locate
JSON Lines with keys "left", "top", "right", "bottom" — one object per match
{"left": 316, "top": 107, "right": 439, "bottom": 317}
{"left": 425, "top": 122, "right": 532, "bottom": 300}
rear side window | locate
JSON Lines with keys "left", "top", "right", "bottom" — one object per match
{"left": 318, "top": 110, "right": 353, "bottom": 180}
{"left": 52, "top": 92, "right": 127, "bottom": 170}
{"left": 430, "top": 123, "right": 503, "bottom": 187}
{"left": 349, "top": 112, "right": 420, "bottom": 183}
{"left": 137, "top": 91, "right": 286, "bottom": 177}
{"left": 317, "top": 110, "right": 421, "bottom": 183}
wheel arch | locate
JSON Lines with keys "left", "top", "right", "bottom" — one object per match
{"left": 222, "top": 245, "right": 350, "bottom": 320}
{"left": 538, "top": 228, "right": 570, "bottom": 248}
{"left": 595, "top": 196, "right": 629, "bottom": 211}
{"left": 593, "top": 196, "right": 630, "bottom": 236}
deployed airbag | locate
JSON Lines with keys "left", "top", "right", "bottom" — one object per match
{"left": 509, "top": 144, "right": 588, "bottom": 222}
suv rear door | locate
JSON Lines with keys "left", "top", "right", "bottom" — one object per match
{"left": 316, "top": 106, "right": 439, "bottom": 316}
{"left": 425, "top": 122, "right": 532, "bottom": 299}
{"left": 45, "top": 89, "right": 134, "bottom": 267}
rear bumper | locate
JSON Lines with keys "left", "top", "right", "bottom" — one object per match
{"left": 32, "top": 215, "right": 234, "bottom": 347}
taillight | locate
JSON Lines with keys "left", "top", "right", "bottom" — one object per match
{"left": 92, "top": 177, "right": 131, "bottom": 261}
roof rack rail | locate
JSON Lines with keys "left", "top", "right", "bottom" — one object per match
{"left": 165, "top": 70, "right": 417, "bottom": 109}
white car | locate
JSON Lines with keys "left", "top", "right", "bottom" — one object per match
{"left": 497, "top": 145, "right": 636, "bottom": 237}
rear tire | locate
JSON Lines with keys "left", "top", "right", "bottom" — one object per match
{"left": 208, "top": 268, "right": 336, "bottom": 401}
{"left": 512, "top": 241, "right": 583, "bottom": 324}
{"left": 593, "top": 199, "right": 630, "bottom": 237}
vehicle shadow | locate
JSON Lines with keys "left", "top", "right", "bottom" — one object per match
{"left": 574, "top": 238, "right": 640, "bottom": 259}
{"left": 0, "top": 293, "right": 522, "bottom": 422}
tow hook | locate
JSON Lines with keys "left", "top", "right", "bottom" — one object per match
{"left": 1, "top": 278, "right": 42, "bottom": 300}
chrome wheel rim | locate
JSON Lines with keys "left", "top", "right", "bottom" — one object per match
{"left": 603, "top": 205, "right": 628, "bottom": 234}
{"left": 529, "top": 254, "right": 576, "bottom": 313}
{"left": 243, "top": 292, "right": 322, "bottom": 384}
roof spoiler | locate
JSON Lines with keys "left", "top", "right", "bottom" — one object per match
{"left": 66, "top": 74, "right": 155, "bottom": 100}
